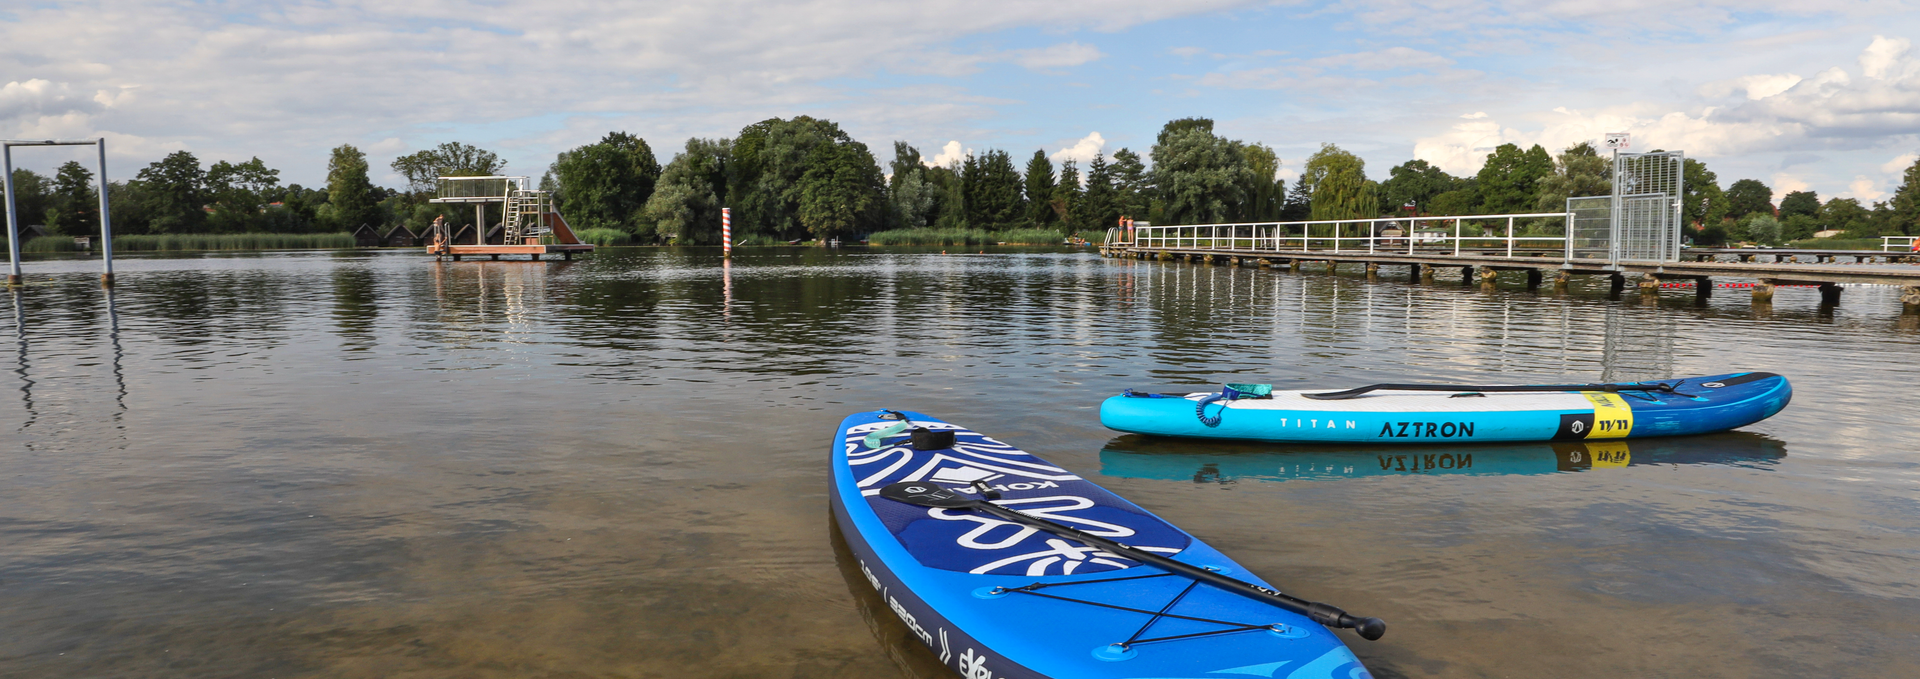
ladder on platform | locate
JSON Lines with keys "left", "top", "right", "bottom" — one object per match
{"left": 502, "top": 189, "right": 552, "bottom": 244}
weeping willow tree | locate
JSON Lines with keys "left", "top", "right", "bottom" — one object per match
{"left": 1303, "top": 143, "right": 1373, "bottom": 221}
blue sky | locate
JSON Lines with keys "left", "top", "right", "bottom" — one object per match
{"left": 4, "top": 0, "right": 1919, "bottom": 205}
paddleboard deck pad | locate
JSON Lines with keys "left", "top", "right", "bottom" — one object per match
{"left": 1101, "top": 372, "right": 1790, "bottom": 444}
{"left": 831, "top": 410, "right": 1373, "bottom": 679}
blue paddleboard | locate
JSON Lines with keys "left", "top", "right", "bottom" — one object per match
{"left": 1100, "top": 372, "right": 1790, "bottom": 444}
{"left": 830, "top": 410, "right": 1376, "bottom": 679}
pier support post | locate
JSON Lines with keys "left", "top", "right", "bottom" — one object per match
{"left": 1157, "top": 251, "right": 1172, "bottom": 262}
{"left": 1609, "top": 274, "right": 1626, "bottom": 295}
{"left": 1819, "top": 282, "right": 1843, "bottom": 306}
{"left": 1525, "top": 268, "right": 1542, "bottom": 290}
{"left": 1752, "top": 280, "right": 1775, "bottom": 303}
{"left": 1459, "top": 266, "right": 1473, "bottom": 285}
{"left": 1695, "top": 277, "right": 1712, "bottom": 300}
{"left": 1902, "top": 286, "right": 1920, "bottom": 314}
{"left": 1407, "top": 263, "right": 1420, "bottom": 283}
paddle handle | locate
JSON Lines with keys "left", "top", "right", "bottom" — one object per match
{"left": 971, "top": 502, "right": 1386, "bottom": 640}
{"left": 1304, "top": 381, "right": 1675, "bottom": 400}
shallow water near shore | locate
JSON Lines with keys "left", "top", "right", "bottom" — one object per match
{"left": 3, "top": 246, "right": 1918, "bottom": 678}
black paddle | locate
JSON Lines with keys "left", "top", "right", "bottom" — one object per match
{"left": 878, "top": 481, "right": 1387, "bottom": 641}
{"left": 1303, "top": 381, "right": 1686, "bottom": 400}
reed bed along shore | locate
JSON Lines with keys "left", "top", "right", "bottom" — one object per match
{"left": 865, "top": 228, "right": 1076, "bottom": 246}
{"left": 12, "top": 233, "right": 357, "bottom": 253}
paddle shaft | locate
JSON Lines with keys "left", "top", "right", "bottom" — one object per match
{"left": 1304, "top": 381, "right": 1679, "bottom": 400}
{"left": 965, "top": 499, "right": 1385, "bottom": 640}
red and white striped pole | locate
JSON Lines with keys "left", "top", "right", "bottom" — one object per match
{"left": 722, "top": 207, "right": 732, "bottom": 257}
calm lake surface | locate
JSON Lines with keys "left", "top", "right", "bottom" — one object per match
{"left": 3, "top": 247, "right": 1918, "bottom": 678}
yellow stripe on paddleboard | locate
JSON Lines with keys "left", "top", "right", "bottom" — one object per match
{"left": 1580, "top": 392, "right": 1634, "bottom": 439}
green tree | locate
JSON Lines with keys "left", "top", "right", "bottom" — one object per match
{"left": 1724, "top": 179, "right": 1775, "bottom": 219}
{"left": 1279, "top": 179, "right": 1311, "bottom": 221}
{"left": 729, "top": 116, "right": 874, "bottom": 239}
{"left": 45, "top": 161, "right": 98, "bottom": 236}
{"left": 391, "top": 142, "right": 506, "bottom": 194}
{"left": 962, "top": 150, "right": 1024, "bottom": 229}
{"left": 1379, "top": 159, "right": 1460, "bottom": 215}
{"left": 551, "top": 132, "right": 660, "bottom": 234}
{"left": 203, "top": 157, "right": 283, "bottom": 232}
{"left": 1151, "top": 119, "right": 1249, "bottom": 225}
{"left": 1109, "top": 149, "right": 1149, "bottom": 221}
{"left": 135, "top": 151, "right": 209, "bottom": 233}
{"left": 1534, "top": 142, "right": 1610, "bottom": 212}
{"left": 1778, "top": 190, "right": 1820, "bottom": 219}
{"left": 1742, "top": 213, "right": 1781, "bottom": 244}
{"left": 643, "top": 138, "right": 732, "bottom": 243}
{"left": 1053, "top": 159, "right": 1080, "bottom": 226}
{"left": 1302, "top": 143, "right": 1372, "bottom": 220}
{"left": 1023, "top": 150, "right": 1058, "bottom": 228}
{"left": 1073, "top": 153, "right": 1115, "bottom": 233}
{"left": 324, "top": 145, "right": 382, "bottom": 229}
{"left": 1475, "top": 143, "right": 1552, "bottom": 214}
{"left": 1239, "top": 143, "right": 1283, "bottom": 222}
{"left": 1822, "top": 197, "right": 1873, "bottom": 237}
{"left": 4, "top": 169, "right": 53, "bottom": 233}
{"left": 1680, "top": 159, "right": 1727, "bottom": 227}
{"left": 795, "top": 139, "right": 889, "bottom": 238}
{"left": 1887, "top": 155, "right": 1920, "bottom": 235}
{"left": 889, "top": 143, "right": 944, "bottom": 229}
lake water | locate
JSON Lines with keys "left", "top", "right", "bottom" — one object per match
{"left": 3, "top": 247, "right": 1918, "bottom": 678}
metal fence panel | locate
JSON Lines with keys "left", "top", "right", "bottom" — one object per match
{"left": 1567, "top": 196, "right": 1611, "bottom": 260}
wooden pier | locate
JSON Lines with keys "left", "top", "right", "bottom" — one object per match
{"left": 1102, "top": 241, "right": 1920, "bottom": 313}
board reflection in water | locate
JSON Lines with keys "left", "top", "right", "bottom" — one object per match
{"left": 830, "top": 516, "right": 956, "bottom": 679}
{"left": 1098, "top": 432, "right": 1786, "bottom": 484}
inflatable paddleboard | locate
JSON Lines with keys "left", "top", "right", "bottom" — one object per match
{"left": 1101, "top": 372, "right": 1789, "bottom": 444}
{"left": 831, "top": 410, "right": 1379, "bottom": 679}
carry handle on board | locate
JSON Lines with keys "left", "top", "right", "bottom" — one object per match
{"left": 878, "top": 481, "right": 1388, "bottom": 641}
{"left": 1303, "top": 381, "right": 1687, "bottom": 400}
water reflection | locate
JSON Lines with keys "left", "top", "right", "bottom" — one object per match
{"left": 830, "top": 517, "right": 955, "bottom": 679}
{"left": 1099, "top": 432, "right": 1787, "bottom": 484}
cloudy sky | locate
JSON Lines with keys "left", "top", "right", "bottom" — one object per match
{"left": 5, "top": 0, "right": 1920, "bottom": 204}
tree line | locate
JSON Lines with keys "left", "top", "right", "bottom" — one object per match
{"left": 8, "top": 116, "right": 1920, "bottom": 245}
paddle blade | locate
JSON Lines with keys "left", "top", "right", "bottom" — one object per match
{"left": 878, "top": 482, "right": 977, "bottom": 508}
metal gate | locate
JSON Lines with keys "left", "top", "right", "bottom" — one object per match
{"left": 1612, "top": 151, "right": 1684, "bottom": 263}
{"left": 1566, "top": 195, "right": 1611, "bottom": 260}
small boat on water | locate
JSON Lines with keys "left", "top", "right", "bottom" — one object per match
{"left": 831, "top": 410, "right": 1383, "bottom": 679}
{"left": 1100, "top": 372, "right": 1790, "bottom": 444}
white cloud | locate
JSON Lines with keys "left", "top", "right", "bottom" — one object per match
{"left": 1880, "top": 153, "right": 1917, "bottom": 174}
{"left": 927, "top": 140, "right": 970, "bottom": 167}
{"left": 1008, "top": 42, "right": 1105, "bottom": 70}
{"left": 1859, "top": 35, "right": 1914, "bottom": 79}
{"left": 1770, "top": 173, "right": 1811, "bottom": 203}
{"left": 1844, "top": 176, "right": 1886, "bottom": 201}
{"left": 1050, "top": 131, "right": 1106, "bottom": 164}
{"left": 1414, "top": 37, "right": 1920, "bottom": 176}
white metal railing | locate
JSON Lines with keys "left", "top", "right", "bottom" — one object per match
{"left": 1882, "top": 236, "right": 1918, "bottom": 252}
{"left": 433, "top": 175, "right": 529, "bottom": 201}
{"left": 1124, "top": 212, "right": 1574, "bottom": 260}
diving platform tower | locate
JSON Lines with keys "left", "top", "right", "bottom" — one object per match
{"left": 426, "top": 176, "right": 595, "bottom": 260}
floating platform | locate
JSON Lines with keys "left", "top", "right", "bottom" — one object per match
{"left": 429, "top": 243, "right": 595, "bottom": 261}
